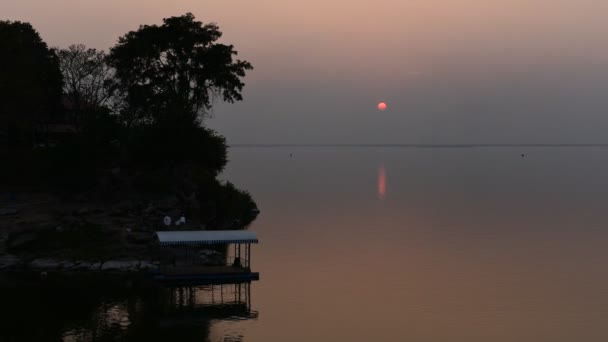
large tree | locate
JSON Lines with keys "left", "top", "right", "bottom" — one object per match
{"left": 0, "top": 20, "right": 63, "bottom": 146}
{"left": 107, "top": 13, "right": 253, "bottom": 128}
{"left": 58, "top": 44, "right": 114, "bottom": 113}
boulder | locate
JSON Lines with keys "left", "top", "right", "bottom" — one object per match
{"left": 0, "top": 207, "right": 18, "bottom": 216}
{"left": 0, "top": 255, "right": 21, "bottom": 269}
{"left": 138, "top": 261, "right": 158, "bottom": 270}
{"left": 8, "top": 231, "right": 39, "bottom": 250}
{"left": 29, "top": 258, "right": 62, "bottom": 269}
{"left": 100, "top": 260, "right": 140, "bottom": 271}
{"left": 60, "top": 261, "right": 78, "bottom": 269}
{"left": 75, "top": 207, "right": 91, "bottom": 216}
{"left": 73, "top": 261, "right": 102, "bottom": 270}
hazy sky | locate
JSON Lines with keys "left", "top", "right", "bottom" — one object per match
{"left": 4, "top": 0, "right": 608, "bottom": 144}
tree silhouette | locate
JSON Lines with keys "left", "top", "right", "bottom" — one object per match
{"left": 0, "top": 17, "right": 257, "bottom": 226}
{"left": 107, "top": 13, "right": 253, "bottom": 128}
{"left": 57, "top": 45, "right": 114, "bottom": 115}
{"left": 0, "top": 20, "right": 62, "bottom": 146}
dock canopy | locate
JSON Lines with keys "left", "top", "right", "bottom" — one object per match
{"left": 157, "top": 230, "right": 259, "bottom": 246}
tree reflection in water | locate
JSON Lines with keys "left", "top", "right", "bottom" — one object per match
{"left": 0, "top": 274, "right": 256, "bottom": 342}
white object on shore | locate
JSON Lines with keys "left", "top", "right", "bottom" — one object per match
{"left": 163, "top": 216, "right": 172, "bottom": 226}
{"left": 177, "top": 216, "right": 186, "bottom": 225}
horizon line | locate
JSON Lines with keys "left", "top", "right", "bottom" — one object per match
{"left": 228, "top": 143, "right": 608, "bottom": 148}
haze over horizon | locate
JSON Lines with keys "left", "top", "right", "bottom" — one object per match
{"left": 4, "top": 0, "right": 608, "bottom": 144}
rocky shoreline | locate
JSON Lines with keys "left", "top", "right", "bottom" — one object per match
{"left": 0, "top": 255, "right": 159, "bottom": 272}
{"left": 0, "top": 191, "right": 256, "bottom": 278}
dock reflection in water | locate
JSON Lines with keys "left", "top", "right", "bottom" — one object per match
{"left": 0, "top": 276, "right": 257, "bottom": 342}
{"left": 164, "top": 283, "right": 256, "bottom": 320}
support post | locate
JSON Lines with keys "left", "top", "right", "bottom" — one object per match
{"left": 247, "top": 282, "right": 251, "bottom": 310}
{"left": 247, "top": 243, "right": 251, "bottom": 269}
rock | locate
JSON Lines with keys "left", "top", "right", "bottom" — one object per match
{"left": 8, "top": 231, "right": 38, "bottom": 250}
{"left": 0, "top": 207, "right": 18, "bottom": 216}
{"left": 100, "top": 260, "right": 140, "bottom": 271}
{"left": 0, "top": 255, "right": 21, "bottom": 269}
{"left": 110, "top": 208, "right": 129, "bottom": 217}
{"left": 73, "top": 194, "right": 88, "bottom": 203}
{"left": 29, "top": 258, "right": 62, "bottom": 269}
{"left": 138, "top": 261, "right": 158, "bottom": 270}
{"left": 143, "top": 205, "right": 157, "bottom": 215}
{"left": 65, "top": 261, "right": 82, "bottom": 270}
{"left": 61, "top": 216, "right": 80, "bottom": 225}
{"left": 73, "top": 261, "right": 102, "bottom": 270}
{"left": 75, "top": 207, "right": 90, "bottom": 216}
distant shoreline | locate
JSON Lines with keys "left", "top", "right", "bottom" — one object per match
{"left": 229, "top": 143, "right": 608, "bottom": 148}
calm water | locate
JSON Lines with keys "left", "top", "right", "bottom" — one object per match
{"left": 5, "top": 146, "right": 608, "bottom": 341}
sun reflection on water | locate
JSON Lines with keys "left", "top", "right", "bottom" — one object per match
{"left": 378, "top": 164, "right": 386, "bottom": 200}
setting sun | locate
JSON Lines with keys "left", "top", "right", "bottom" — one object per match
{"left": 377, "top": 102, "right": 387, "bottom": 111}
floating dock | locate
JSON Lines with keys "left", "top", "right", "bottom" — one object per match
{"left": 152, "top": 230, "right": 259, "bottom": 285}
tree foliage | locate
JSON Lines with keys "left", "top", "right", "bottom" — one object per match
{"left": 1, "top": 17, "right": 257, "bottom": 227}
{"left": 126, "top": 125, "right": 227, "bottom": 172}
{"left": 0, "top": 20, "right": 62, "bottom": 146}
{"left": 107, "top": 13, "right": 253, "bottom": 127}
{"left": 58, "top": 44, "right": 114, "bottom": 112}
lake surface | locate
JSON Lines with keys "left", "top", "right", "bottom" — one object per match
{"left": 5, "top": 146, "right": 608, "bottom": 341}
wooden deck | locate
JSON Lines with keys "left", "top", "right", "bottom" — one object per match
{"left": 152, "top": 265, "right": 259, "bottom": 284}
{"left": 160, "top": 265, "right": 250, "bottom": 276}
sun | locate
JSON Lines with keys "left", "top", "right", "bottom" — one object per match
{"left": 377, "top": 102, "right": 387, "bottom": 111}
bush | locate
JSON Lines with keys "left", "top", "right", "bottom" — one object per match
{"left": 197, "top": 176, "right": 258, "bottom": 228}
{"left": 38, "top": 109, "right": 120, "bottom": 191}
{"left": 7, "top": 222, "right": 120, "bottom": 260}
{"left": 124, "top": 125, "right": 227, "bottom": 175}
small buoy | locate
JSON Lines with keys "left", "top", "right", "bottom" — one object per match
{"left": 521, "top": 154, "right": 525, "bottom": 158}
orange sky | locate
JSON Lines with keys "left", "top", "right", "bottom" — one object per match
{"left": 4, "top": 0, "right": 608, "bottom": 144}
{"left": 6, "top": 1, "right": 608, "bottom": 79}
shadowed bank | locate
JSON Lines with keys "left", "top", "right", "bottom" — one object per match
{"left": 0, "top": 14, "right": 258, "bottom": 267}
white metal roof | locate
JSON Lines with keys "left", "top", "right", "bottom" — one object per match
{"left": 156, "top": 230, "right": 259, "bottom": 246}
